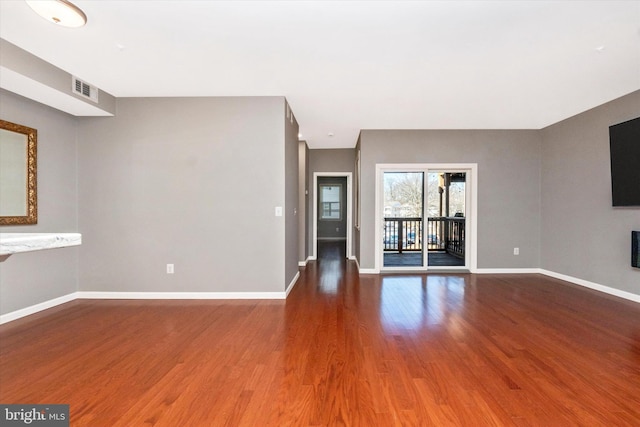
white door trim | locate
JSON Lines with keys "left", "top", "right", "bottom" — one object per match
{"left": 375, "top": 163, "right": 478, "bottom": 273}
{"left": 312, "top": 172, "right": 353, "bottom": 260}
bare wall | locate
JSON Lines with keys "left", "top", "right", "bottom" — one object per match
{"left": 284, "top": 101, "right": 300, "bottom": 288}
{"left": 298, "top": 141, "right": 309, "bottom": 263}
{"left": 358, "top": 130, "right": 542, "bottom": 270}
{"left": 0, "top": 90, "right": 79, "bottom": 315}
{"left": 77, "top": 97, "right": 288, "bottom": 293}
{"left": 541, "top": 90, "right": 640, "bottom": 296}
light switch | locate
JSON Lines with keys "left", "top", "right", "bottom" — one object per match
{"left": 275, "top": 206, "right": 283, "bottom": 217}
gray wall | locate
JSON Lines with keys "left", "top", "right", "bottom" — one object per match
{"left": 284, "top": 102, "right": 300, "bottom": 287}
{"left": 298, "top": 141, "right": 309, "bottom": 263}
{"left": 541, "top": 90, "right": 640, "bottom": 295}
{"left": 354, "top": 139, "right": 361, "bottom": 263}
{"left": 358, "top": 130, "right": 542, "bottom": 270}
{"left": 77, "top": 97, "right": 291, "bottom": 293}
{"left": 0, "top": 39, "right": 116, "bottom": 116}
{"left": 0, "top": 90, "right": 79, "bottom": 314}
{"left": 2, "top": 86, "right": 637, "bottom": 316}
{"left": 309, "top": 149, "right": 356, "bottom": 174}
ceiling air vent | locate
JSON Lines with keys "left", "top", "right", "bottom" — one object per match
{"left": 72, "top": 76, "right": 99, "bottom": 103}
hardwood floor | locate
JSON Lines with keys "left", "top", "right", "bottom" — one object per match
{"left": 1, "top": 257, "right": 639, "bottom": 425}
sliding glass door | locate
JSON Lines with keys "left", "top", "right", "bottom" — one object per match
{"left": 377, "top": 165, "right": 473, "bottom": 272}
{"left": 382, "top": 172, "right": 424, "bottom": 268}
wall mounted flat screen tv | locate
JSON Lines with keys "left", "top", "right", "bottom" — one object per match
{"left": 633, "top": 231, "right": 640, "bottom": 269}
{"left": 609, "top": 117, "right": 640, "bottom": 206}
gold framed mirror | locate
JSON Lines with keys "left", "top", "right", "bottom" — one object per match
{"left": 0, "top": 119, "right": 37, "bottom": 225}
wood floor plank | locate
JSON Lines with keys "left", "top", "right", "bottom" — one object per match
{"left": 1, "top": 245, "right": 639, "bottom": 425}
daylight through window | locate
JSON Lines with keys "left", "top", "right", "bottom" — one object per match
{"left": 320, "top": 184, "right": 341, "bottom": 220}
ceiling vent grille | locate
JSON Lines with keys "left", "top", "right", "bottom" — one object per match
{"left": 72, "top": 76, "right": 99, "bottom": 103}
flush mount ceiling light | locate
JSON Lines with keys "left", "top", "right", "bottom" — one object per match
{"left": 26, "top": 0, "right": 87, "bottom": 28}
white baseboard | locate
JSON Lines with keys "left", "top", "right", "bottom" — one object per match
{"left": 1, "top": 285, "right": 297, "bottom": 325}
{"left": 539, "top": 269, "right": 640, "bottom": 303}
{"left": 354, "top": 265, "right": 639, "bottom": 304}
{"left": 0, "top": 292, "right": 77, "bottom": 325}
{"left": 76, "top": 291, "right": 287, "bottom": 300}
{"left": 298, "top": 256, "right": 313, "bottom": 267}
{"left": 350, "top": 256, "right": 360, "bottom": 271}
{"left": 473, "top": 268, "right": 542, "bottom": 274}
{"left": 3, "top": 269, "right": 636, "bottom": 325}
{"left": 360, "top": 266, "right": 539, "bottom": 275}
{"left": 285, "top": 271, "right": 300, "bottom": 297}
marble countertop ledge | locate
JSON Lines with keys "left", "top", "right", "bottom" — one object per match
{"left": 0, "top": 233, "right": 82, "bottom": 256}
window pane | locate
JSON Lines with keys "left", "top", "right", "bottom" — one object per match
{"left": 320, "top": 184, "right": 341, "bottom": 220}
{"left": 322, "top": 186, "right": 340, "bottom": 202}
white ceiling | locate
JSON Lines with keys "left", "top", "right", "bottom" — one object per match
{"left": 1, "top": 1, "right": 639, "bottom": 149}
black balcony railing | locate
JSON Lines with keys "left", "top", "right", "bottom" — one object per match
{"left": 383, "top": 217, "right": 465, "bottom": 258}
{"left": 383, "top": 217, "right": 422, "bottom": 253}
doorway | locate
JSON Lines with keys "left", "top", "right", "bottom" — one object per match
{"left": 317, "top": 176, "right": 347, "bottom": 259}
{"left": 375, "top": 164, "right": 477, "bottom": 272}
{"left": 312, "top": 172, "right": 353, "bottom": 261}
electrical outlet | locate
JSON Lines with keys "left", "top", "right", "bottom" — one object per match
{"left": 336, "top": 227, "right": 340, "bottom": 232}
{"left": 166, "top": 264, "right": 174, "bottom": 274}
{"left": 513, "top": 248, "right": 519, "bottom": 255}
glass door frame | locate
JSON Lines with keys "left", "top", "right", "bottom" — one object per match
{"left": 374, "top": 163, "right": 478, "bottom": 273}
{"left": 381, "top": 171, "right": 426, "bottom": 269}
